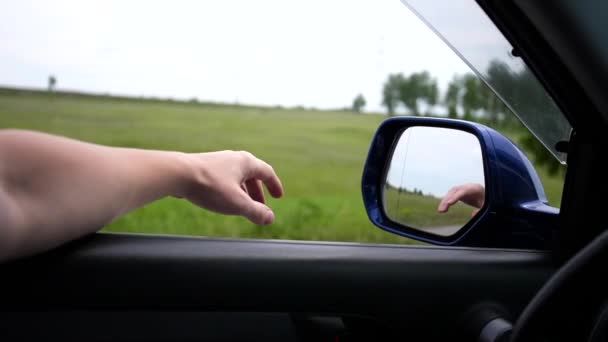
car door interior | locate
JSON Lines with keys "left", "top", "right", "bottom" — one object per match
{"left": 0, "top": 233, "right": 555, "bottom": 341}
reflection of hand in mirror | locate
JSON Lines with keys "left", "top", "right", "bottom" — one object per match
{"left": 437, "top": 183, "right": 485, "bottom": 217}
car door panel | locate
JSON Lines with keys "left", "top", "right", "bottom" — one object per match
{"left": 0, "top": 233, "right": 555, "bottom": 341}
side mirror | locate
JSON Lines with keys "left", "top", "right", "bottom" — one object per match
{"left": 383, "top": 126, "right": 485, "bottom": 237}
{"left": 362, "top": 117, "right": 559, "bottom": 249}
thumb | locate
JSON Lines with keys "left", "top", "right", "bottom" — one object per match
{"left": 242, "top": 198, "right": 275, "bottom": 225}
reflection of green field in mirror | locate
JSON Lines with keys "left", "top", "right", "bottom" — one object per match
{"left": 384, "top": 185, "right": 475, "bottom": 234}
{"left": 0, "top": 88, "right": 565, "bottom": 244}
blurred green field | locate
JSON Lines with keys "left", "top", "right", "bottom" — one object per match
{"left": 0, "top": 88, "right": 565, "bottom": 244}
{"left": 384, "top": 186, "right": 474, "bottom": 232}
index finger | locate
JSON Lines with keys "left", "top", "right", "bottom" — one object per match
{"left": 248, "top": 158, "right": 284, "bottom": 198}
{"left": 437, "top": 187, "right": 459, "bottom": 213}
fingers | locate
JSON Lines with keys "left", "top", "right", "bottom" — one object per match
{"left": 183, "top": 150, "right": 282, "bottom": 225}
{"left": 437, "top": 183, "right": 485, "bottom": 214}
{"left": 240, "top": 194, "right": 275, "bottom": 225}
{"left": 437, "top": 187, "right": 460, "bottom": 213}
{"left": 245, "top": 179, "right": 265, "bottom": 204}
{"left": 246, "top": 157, "right": 284, "bottom": 198}
{"left": 437, "top": 199, "right": 449, "bottom": 213}
{"left": 471, "top": 208, "right": 480, "bottom": 217}
{"left": 236, "top": 152, "right": 281, "bottom": 224}
{"left": 437, "top": 195, "right": 455, "bottom": 212}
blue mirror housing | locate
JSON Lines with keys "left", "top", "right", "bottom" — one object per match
{"left": 361, "top": 117, "right": 559, "bottom": 249}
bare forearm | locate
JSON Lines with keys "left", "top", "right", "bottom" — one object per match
{"left": 0, "top": 129, "right": 284, "bottom": 262}
{"left": 0, "top": 130, "right": 189, "bottom": 261}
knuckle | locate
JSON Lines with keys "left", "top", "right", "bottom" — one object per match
{"left": 260, "top": 160, "right": 274, "bottom": 173}
{"left": 238, "top": 150, "right": 254, "bottom": 160}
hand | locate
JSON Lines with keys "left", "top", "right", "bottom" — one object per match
{"left": 437, "top": 183, "right": 485, "bottom": 217}
{"left": 180, "top": 151, "right": 284, "bottom": 225}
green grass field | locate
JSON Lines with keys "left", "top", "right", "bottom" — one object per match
{"left": 0, "top": 88, "right": 565, "bottom": 244}
{"left": 384, "top": 186, "right": 474, "bottom": 234}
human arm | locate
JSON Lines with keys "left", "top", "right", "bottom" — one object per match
{"left": 437, "top": 182, "right": 485, "bottom": 216}
{"left": 0, "top": 129, "right": 283, "bottom": 262}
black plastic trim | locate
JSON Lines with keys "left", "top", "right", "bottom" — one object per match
{"left": 1, "top": 233, "right": 554, "bottom": 313}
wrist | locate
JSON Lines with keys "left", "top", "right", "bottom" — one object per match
{"left": 120, "top": 148, "right": 195, "bottom": 200}
{"left": 165, "top": 151, "right": 197, "bottom": 199}
{"left": 475, "top": 185, "right": 486, "bottom": 208}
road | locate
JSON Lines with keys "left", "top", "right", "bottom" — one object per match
{"left": 421, "top": 225, "right": 461, "bottom": 236}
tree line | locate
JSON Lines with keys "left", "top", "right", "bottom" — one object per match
{"left": 352, "top": 60, "right": 564, "bottom": 175}
{"left": 379, "top": 62, "right": 515, "bottom": 125}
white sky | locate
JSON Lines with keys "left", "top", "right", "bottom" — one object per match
{"left": 0, "top": 0, "right": 472, "bottom": 112}
{"left": 386, "top": 126, "right": 485, "bottom": 197}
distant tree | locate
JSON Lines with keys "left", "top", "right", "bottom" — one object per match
{"left": 48, "top": 75, "right": 57, "bottom": 92}
{"left": 352, "top": 94, "right": 366, "bottom": 113}
{"left": 445, "top": 71, "right": 510, "bottom": 125}
{"left": 433, "top": 60, "right": 564, "bottom": 175}
{"left": 444, "top": 72, "right": 503, "bottom": 122}
{"left": 461, "top": 60, "right": 564, "bottom": 174}
{"left": 382, "top": 73, "right": 405, "bottom": 116}
{"left": 461, "top": 74, "right": 485, "bottom": 118}
{"left": 444, "top": 76, "right": 462, "bottom": 118}
{"left": 398, "top": 71, "right": 438, "bottom": 116}
{"left": 483, "top": 61, "right": 515, "bottom": 125}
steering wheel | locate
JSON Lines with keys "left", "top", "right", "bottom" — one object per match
{"left": 510, "top": 229, "right": 608, "bottom": 342}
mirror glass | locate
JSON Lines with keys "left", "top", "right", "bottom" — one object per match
{"left": 383, "top": 126, "right": 485, "bottom": 236}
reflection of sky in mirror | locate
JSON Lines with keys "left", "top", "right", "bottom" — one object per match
{"left": 386, "top": 127, "right": 484, "bottom": 198}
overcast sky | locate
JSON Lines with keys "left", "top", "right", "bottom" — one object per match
{"left": 386, "top": 126, "right": 485, "bottom": 198}
{"left": 0, "top": 0, "right": 472, "bottom": 112}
